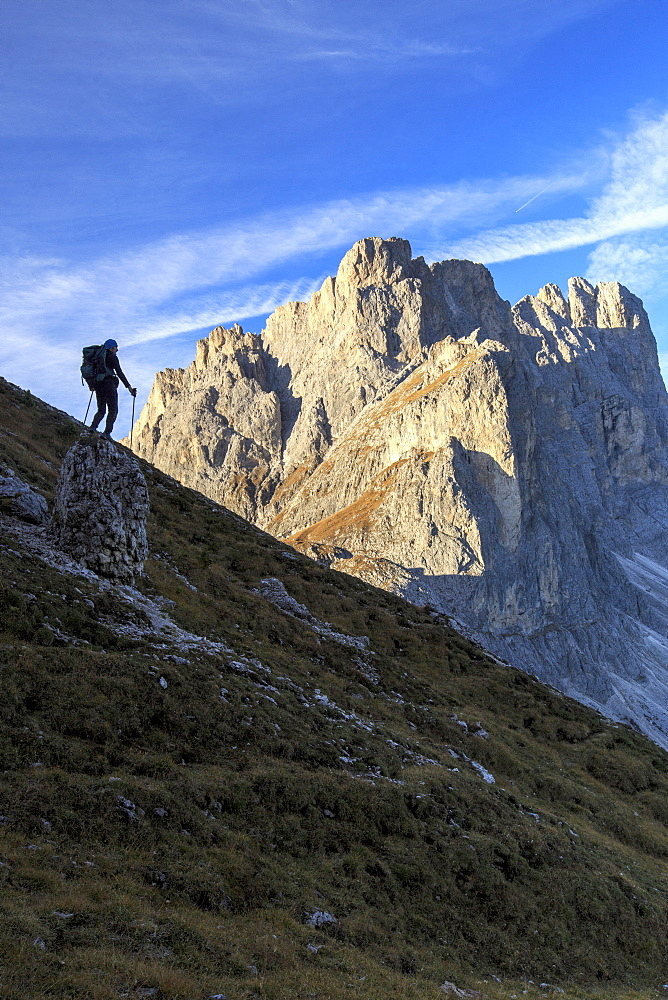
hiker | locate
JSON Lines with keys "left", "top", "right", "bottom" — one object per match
{"left": 88, "top": 339, "right": 137, "bottom": 439}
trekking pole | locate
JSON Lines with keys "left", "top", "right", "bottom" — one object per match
{"left": 130, "top": 392, "right": 136, "bottom": 449}
{"left": 84, "top": 390, "right": 94, "bottom": 425}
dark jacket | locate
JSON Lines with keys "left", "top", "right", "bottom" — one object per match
{"left": 103, "top": 350, "right": 131, "bottom": 390}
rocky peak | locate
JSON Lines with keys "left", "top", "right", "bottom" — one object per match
{"left": 566, "top": 276, "right": 649, "bottom": 332}
{"left": 568, "top": 276, "right": 598, "bottom": 326}
{"left": 596, "top": 281, "right": 648, "bottom": 330}
{"left": 129, "top": 238, "right": 668, "bottom": 747}
{"left": 335, "top": 236, "right": 421, "bottom": 289}
{"left": 429, "top": 258, "right": 516, "bottom": 348}
{"left": 194, "top": 323, "right": 268, "bottom": 380}
{"left": 536, "top": 282, "right": 570, "bottom": 321}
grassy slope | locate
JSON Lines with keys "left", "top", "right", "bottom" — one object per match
{"left": 1, "top": 376, "right": 667, "bottom": 1000}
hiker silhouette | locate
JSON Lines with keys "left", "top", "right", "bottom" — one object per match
{"left": 86, "top": 340, "right": 137, "bottom": 439}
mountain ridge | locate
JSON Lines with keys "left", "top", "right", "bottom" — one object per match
{"left": 128, "top": 238, "right": 668, "bottom": 750}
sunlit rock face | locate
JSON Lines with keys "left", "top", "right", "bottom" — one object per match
{"left": 129, "top": 237, "right": 668, "bottom": 748}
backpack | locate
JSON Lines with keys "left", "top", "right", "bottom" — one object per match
{"left": 81, "top": 345, "right": 113, "bottom": 390}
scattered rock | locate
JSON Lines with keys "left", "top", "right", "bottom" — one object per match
{"left": 256, "top": 577, "right": 370, "bottom": 650}
{"left": 305, "top": 908, "right": 337, "bottom": 928}
{"left": 0, "top": 470, "right": 48, "bottom": 524}
{"left": 469, "top": 760, "right": 495, "bottom": 784}
{"left": 116, "top": 796, "right": 143, "bottom": 821}
{"left": 440, "top": 982, "right": 482, "bottom": 998}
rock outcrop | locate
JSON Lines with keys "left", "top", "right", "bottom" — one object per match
{"left": 128, "top": 237, "right": 668, "bottom": 747}
{"left": 50, "top": 434, "right": 149, "bottom": 584}
{"left": 0, "top": 468, "right": 48, "bottom": 524}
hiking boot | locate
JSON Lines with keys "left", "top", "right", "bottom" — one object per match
{"left": 102, "top": 431, "right": 113, "bottom": 440}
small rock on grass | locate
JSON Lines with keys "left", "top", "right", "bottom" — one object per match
{"left": 305, "top": 908, "right": 337, "bottom": 928}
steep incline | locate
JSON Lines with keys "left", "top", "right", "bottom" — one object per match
{"left": 5, "top": 374, "right": 668, "bottom": 1000}
{"left": 129, "top": 238, "right": 668, "bottom": 748}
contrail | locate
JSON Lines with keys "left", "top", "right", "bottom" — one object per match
{"left": 515, "top": 180, "right": 556, "bottom": 213}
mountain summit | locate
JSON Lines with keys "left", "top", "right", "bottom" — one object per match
{"left": 129, "top": 238, "right": 668, "bottom": 748}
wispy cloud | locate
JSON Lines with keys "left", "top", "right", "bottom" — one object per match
{"left": 4, "top": 106, "right": 667, "bottom": 418}
{"left": 124, "top": 277, "right": 325, "bottom": 347}
{"left": 586, "top": 237, "right": 668, "bottom": 298}
{"left": 0, "top": 168, "right": 584, "bottom": 338}
{"left": 442, "top": 112, "right": 668, "bottom": 267}
{"left": 226, "top": 0, "right": 613, "bottom": 60}
{"left": 1, "top": 0, "right": 618, "bottom": 138}
{"left": 0, "top": 169, "right": 583, "bottom": 412}
{"left": 293, "top": 38, "right": 475, "bottom": 62}
{"left": 210, "top": 0, "right": 473, "bottom": 59}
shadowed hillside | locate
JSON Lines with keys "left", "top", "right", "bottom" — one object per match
{"left": 1, "top": 376, "right": 668, "bottom": 1000}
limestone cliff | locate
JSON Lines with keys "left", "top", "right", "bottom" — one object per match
{"left": 128, "top": 237, "right": 668, "bottom": 747}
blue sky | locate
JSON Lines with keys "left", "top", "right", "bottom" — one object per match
{"left": 2, "top": 0, "right": 668, "bottom": 427}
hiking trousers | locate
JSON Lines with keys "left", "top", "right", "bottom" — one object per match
{"left": 90, "top": 378, "right": 119, "bottom": 434}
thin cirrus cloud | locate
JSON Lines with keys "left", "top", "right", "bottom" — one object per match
{"left": 123, "top": 277, "right": 325, "bottom": 348}
{"left": 3, "top": 109, "right": 666, "bottom": 415}
{"left": 443, "top": 111, "right": 668, "bottom": 279}
{"left": 0, "top": 0, "right": 619, "bottom": 142}
{"left": 230, "top": 0, "right": 614, "bottom": 56}
{"left": 587, "top": 237, "right": 668, "bottom": 298}
{"left": 292, "top": 35, "right": 476, "bottom": 61}
{"left": 235, "top": 0, "right": 617, "bottom": 74}
{"left": 8, "top": 0, "right": 609, "bottom": 84}
{"left": 0, "top": 169, "right": 584, "bottom": 412}
{"left": 0, "top": 168, "right": 585, "bottom": 342}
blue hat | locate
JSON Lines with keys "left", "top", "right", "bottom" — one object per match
{"left": 103, "top": 339, "right": 118, "bottom": 349}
